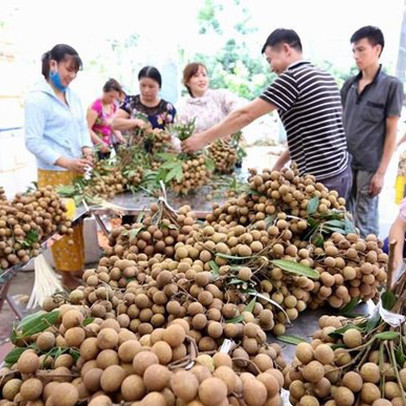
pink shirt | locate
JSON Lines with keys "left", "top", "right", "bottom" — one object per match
{"left": 176, "top": 89, "right": 246, "bottom": 133}
{"left": 400, "top": 198, "right": 406, "bottom": 219}
{"left": 90, "top": 99, "right": 117, "bottom": 145}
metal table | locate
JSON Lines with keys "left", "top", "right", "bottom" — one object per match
{"left": 86, "top": 186, "right": 229, "bottom": 219}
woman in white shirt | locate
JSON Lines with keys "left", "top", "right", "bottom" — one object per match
{"left": 177, "top": 62, "right": 246, "bottom": 134}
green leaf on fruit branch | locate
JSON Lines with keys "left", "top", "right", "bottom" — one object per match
{"left": 209, "top": 260, "right": 220, "bottom": 276}
{"left": 306, "top": 196, "right": 319, "bottom": 215}
{"left": 277, "top": 335, "right": 308, "bottom": 345}
{"left": 4, "top": 347, "right": 31, "bottom": 365}
{"left": 12, "top": 310, "right": 60, "bottom": 342}
{"left": 271, "top": 259, "right": 319, "bottom": 279}
{"left": 226, "top": 297, "right": 256, "bottom": 324}
{"left": 381, "top": 291, "right": 397, "bottom": 311}
{"left": 375, "top": 331, "right": 400, "bottom": 340}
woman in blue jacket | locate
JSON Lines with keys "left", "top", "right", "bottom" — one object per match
{"left": 25, "top": 44, "right": 93, "bottom": 289}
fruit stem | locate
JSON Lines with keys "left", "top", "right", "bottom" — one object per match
{"left": 389, "top": 340, "right": 406, "bottom": 404}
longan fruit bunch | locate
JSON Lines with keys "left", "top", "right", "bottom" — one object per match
{"left": 284, "top": 315, "right": 406, "bottom": 406}
{"left": 170, "top": 155, "right": 213, "bottom": 195}
{"left": 208, "top": 140, "right": 238, "bottom": 173}
{"left": 2, "top": 308, "right": 285, "bottom": 406}
{"left": 104, "top": 203, "right": 198, "bottom": 262}
{"left": 310, "top": 232, "right": 387, "bottom": 309}
{"left": 0, "top": 186, "right": 72, "bottom": 269}
{"left": 83, "top": 167, "right": 126, "bottom": 200}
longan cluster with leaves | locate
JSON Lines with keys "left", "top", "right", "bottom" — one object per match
{"left": 204, "top": 166, "right": 387, "bottom": 314}
{"left": 284, "top": 284, "right": 406, "bottom": 406}
{"left": 78, "top": 164, "right": 387, "bottom": 337}
{"left": 0, "top": 186, "right": 72, "bottom": 269}
{"left": 152, "top": 153, "right": 214, "bottom": 196}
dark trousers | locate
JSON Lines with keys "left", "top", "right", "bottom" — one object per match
{"left": 347, "top": 168, "right": 379, "bottom": 238}
{"left": 321, "top": 165, "right": 352, "bottom": 202}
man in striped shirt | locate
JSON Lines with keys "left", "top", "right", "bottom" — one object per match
{"left": 182, "top": 28, "right": 351, "bottom": 199}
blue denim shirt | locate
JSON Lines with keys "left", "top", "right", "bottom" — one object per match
{"left": 25, "top": 78, "right": 92, "bottom": 171}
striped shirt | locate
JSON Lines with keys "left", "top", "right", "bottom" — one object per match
{"left": 260, "top": 61, "right": 349, "bottom": 180}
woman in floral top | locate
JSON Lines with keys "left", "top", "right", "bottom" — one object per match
{"left": 113, "top": 66, "right": 176, "bottom": 132}
{"left": 176, "top": 62, "right": 246, "bottom": 134}
{"left": 87, "top": 78, "right": 125, "bottom": 159}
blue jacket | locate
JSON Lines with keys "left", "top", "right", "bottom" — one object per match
{"left": 25, "top": 78, "right": 92, "bottom": 170}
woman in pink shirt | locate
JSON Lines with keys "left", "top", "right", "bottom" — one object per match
{"left": 386, "top": 198, "right": 406, "bottom": 273}
{"left": 87, "top": 78, "right": 125, "bottom": 159}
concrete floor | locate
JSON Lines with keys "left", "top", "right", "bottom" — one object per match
{"left": 0, "top": 271, "right": 39, "bottom": 359}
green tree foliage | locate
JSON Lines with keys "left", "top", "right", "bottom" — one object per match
{"left": 190, "top": 0, "right": 361, "bottom": 99}
{"left": 197, "top": 0, "right": 224, "bottom": 34}
{"left": 188, "top": 0, "right": 275, "bottom": 99}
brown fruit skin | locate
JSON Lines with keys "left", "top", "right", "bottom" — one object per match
{"left": 213, "top": 366, "right": 239, "bottom": 394}
{"left": 313, "top": 344, "right": 334, "bottom": 364}
{"left": 333, "top": 386, "right": 355, "bottom": 406}
{"left": 96, "top": 349, "right": 119, "bottom": 369}
{"left": 360, "top": 362, "right": 380, "bottom": 383}
{"left": 36, "top": 332, "right": 56, "bottom": 351}
{"left": 20, "top": 378, "right": 43, "bottom": 400}
{"left": 170, "top": 370, "right": 199, "bottom": 402}
{"left": 264, "top": 394, "right": 282, "bottom": 406}
{"left": 152, "top": 341, "right": 172, "bottom": 364}
{"left": 80, "top": 337, "right": 99, "bottom": 361}
{"left": 118, "top": 340, "right": 141, "bottom": 363}
{"left": 342, "top": 328, "right": 362, "bottom": 348}
{"left": 83, "top": 368, "right": 103, "bottom": 392}
{"left": 96, "top": 328, "right": 119, "bottom": 350}
{"left": 191, "top": 365, "right": 212, "bottom": 383}
{"left": 289, "top": 380, "right": 306, "bottom": 400}
{"left": 62, "top": 309, "right": 84, "bottom": 329}
{"left": 54, "top": 354, "right": 74, "bottom": 369}
{"left": 133, "top": 351, "right": 159, "bottom": 376}
{"left": 301, "top": 360, "right": 325, "bottom": 383}
{"left": 88, "top": 395, "right": 113, "bottom": 406}
{"left": 50, "top": 383, "right": 79, "bottom": 406}
{"left": 213, "top": 353, "right": 232, "bottom": 368}
{"left": 17, "top": 351, "right": 40, "bottom": 374}
{"left": 257, "top": 373, "right": 279, "bottom": 398}
{"left": 299, "top": 395, "right": 319, "bottom": 406}
{"left": 100, "top": 365, "right": 126, "bottom": 392}
{"left": 198, "top": 377, "right": 228, "bottom": 406}
{"left": 361, "top": 382, "right": 381, "bottom": 404}
{"left": 143, "top": 364, "right": 171, "bottom": 391}
{"left": 120, "top": 374, "right": 146, "bottom": 401}
{"left": 342, "top": 371, "right": 363, "bottom": 392}
{"left": 371, "top": 400, "right": 393, "bottom": 406}
{"left": 243, "top": 378, "right": 268, "bottom": 406}
{"left": 163, "top": 324, "right": 186, "bottom": 347}
{"left": 2, "top": 378, "right": 22, "bottom": 400}
{"left": 64, "top": 327, "right": 86, "bottom": 347}
{"left": 141, "top": 391, "right": 166, "bottom": 406}
{"left": 296, "top": 343, "right": 314, "bottom": 364}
